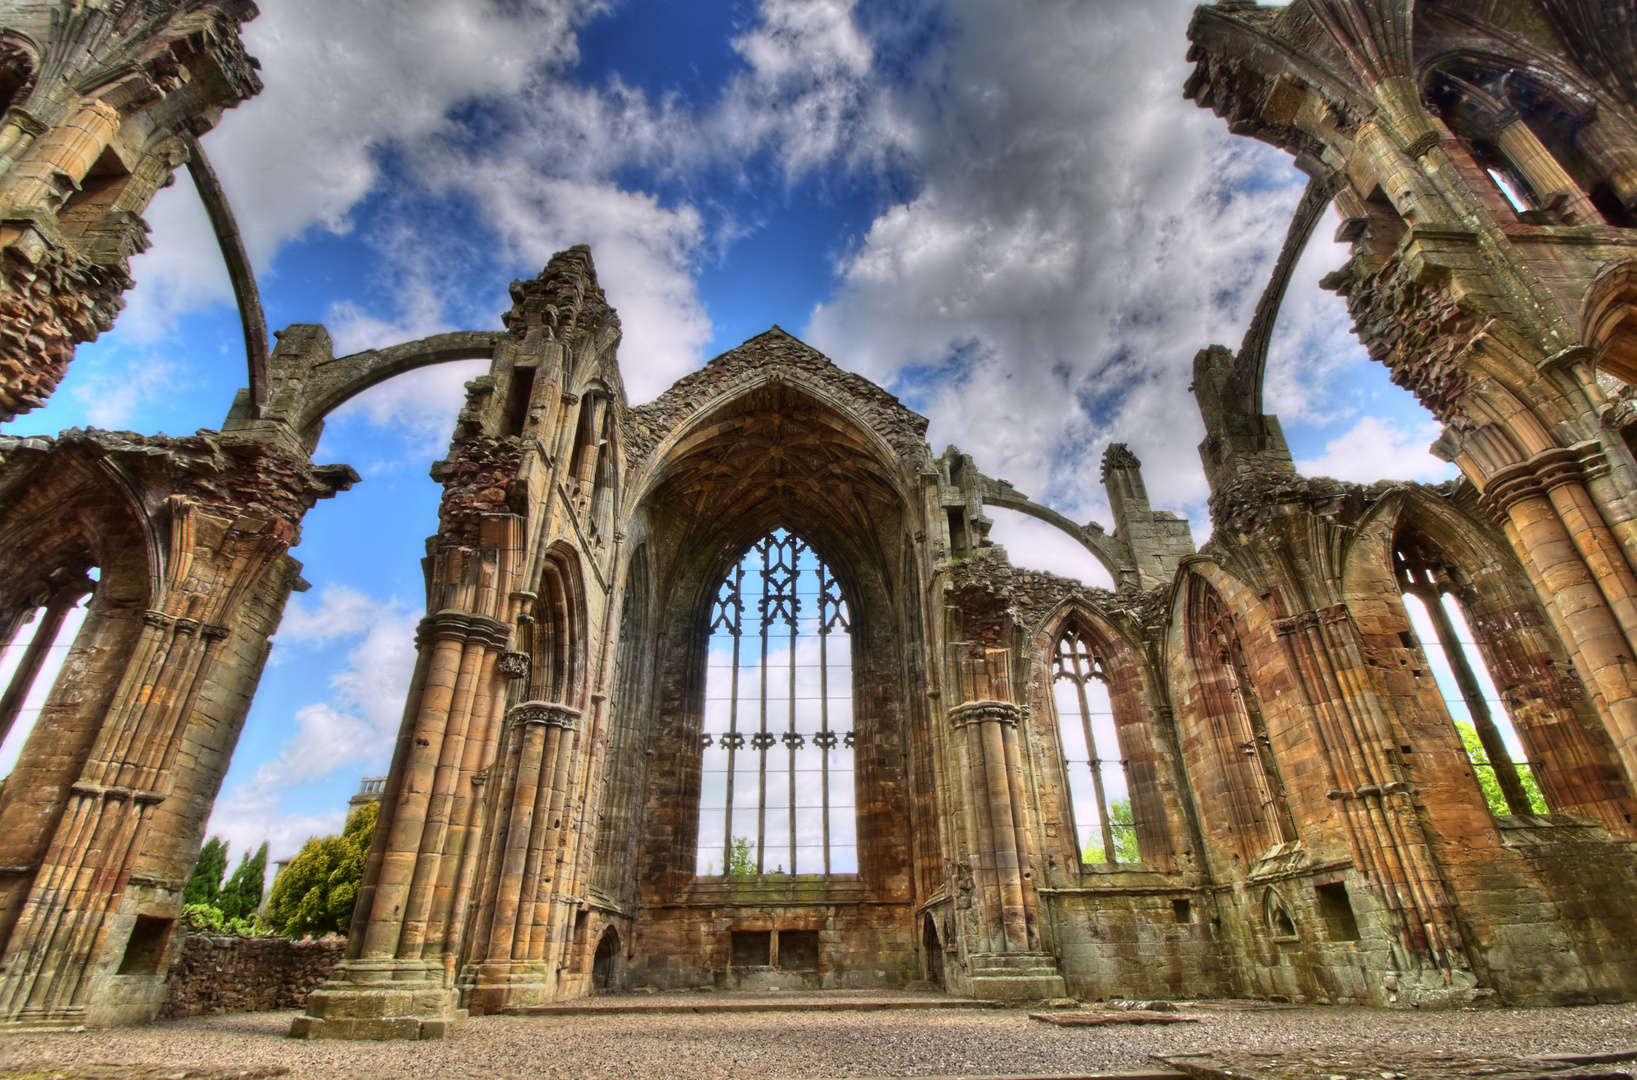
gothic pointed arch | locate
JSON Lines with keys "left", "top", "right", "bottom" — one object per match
{"left": 1347, "top": 488, "right": 1637, "bottom": 834}
{"left": 1030, "top": 599, "right": 1181, "bottom": 874}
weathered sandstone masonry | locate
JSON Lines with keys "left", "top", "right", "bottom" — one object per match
{"left": 1, "top": 0, "right": 1637, "bottom": 1039}
{"left": 0, "top": 0, "right": 263, "bottom": 421}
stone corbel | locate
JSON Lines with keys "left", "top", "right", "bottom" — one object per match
{"left": 497, "top": 651, "right": 531, "bottom": 680}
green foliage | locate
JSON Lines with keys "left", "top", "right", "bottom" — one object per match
{"left": 265, "top": 801, "right": 379, "bottom": 939}
{"left": 181, "top": 902, "right": 268, "bottom": 937}
{"left": 184, "top": 836, "right": 229, "bottom": 907}
{"left": 1455, "top": 721, "right": 1547, "bottom": 815}
{"left": 1082, "top": 798, "right": 1142, "bottom": 865}
{"left": 727, "top": 835, "right": 755, "bottom": 877}
{"left": 219, "top": 842, "right": 269, "bottom": 921}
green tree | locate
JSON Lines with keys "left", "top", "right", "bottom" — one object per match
{"left": 266, "top": 801, "right": 379, "bottom": 939}
{"left": 727, "top": 835, "right": 755, "bottom": 877}
{"left": 1455, "top": 721, "right": 1547, "bottom": 815}
{"left": 184, "top": 836, "right": 228, "bottom": 907}
{"left": 1082, "top": 798, "right": 1142, "bottom": 865}
{"left": 219, "top": 841, "right": 269, "bottom": 921}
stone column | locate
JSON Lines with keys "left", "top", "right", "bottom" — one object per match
{"left": 291, "top": 609, "right": 512, "bottom": 1041}
{"left": 0, "top": 578, "right": 89, "bottom": 748}
{"left": 1575, "top": 115, "right": 1637, "bottom": 211}
{"left": 464, "top": 700, "right": 581, "bottom": 1013}
{"left": 948, "top": 699, "right": 1063, "bottom": 1002}
{"left": 1483, "top": 464, "right": 1637, "bottom": 789}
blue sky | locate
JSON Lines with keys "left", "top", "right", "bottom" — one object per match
{"left": 0, "top": 0, "right": 1451, "bottom": 862}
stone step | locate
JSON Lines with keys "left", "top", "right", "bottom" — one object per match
{"left": 504, "top": 996, "right": 992, "bottom": 1016}
{"left": 969, "top": 975, "right": 1069, "bottom": 1002}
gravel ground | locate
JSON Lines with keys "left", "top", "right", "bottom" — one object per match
{"left": 0, "top": 999, "right": 1633, "bottom": 1079}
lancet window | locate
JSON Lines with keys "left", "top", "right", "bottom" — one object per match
{"left": 1394, "top": 538, "right": 1548, "bottom": 817}
{"left": 1050, "top": 625, "right": 1136, "bottom": 865}
{"left": 696, "top": 531, "right": 857, "bottom": 876}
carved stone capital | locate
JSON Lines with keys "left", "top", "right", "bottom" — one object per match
{"left": 948, "top": 699, "right": 1021, "bottom": 729}
{"left": 142, "top": 609, "right": 174, "bottom": 631}
{"left": 497, "top": 651, "right": 531, "bottom": 680}
{"left": 417, "top": 609, "right": 513, "bottom": 650}
{"left": 507, "top": 700, "right": 582, "bottom": 730}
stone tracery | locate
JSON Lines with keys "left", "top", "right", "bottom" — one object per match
{"left": 0, "top": 0, "right": 1634, "bottom": 1037}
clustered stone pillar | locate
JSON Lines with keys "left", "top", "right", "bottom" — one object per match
{"left": 946, "top": 694, "right": 1065, "bottom": 1002}
{"left": 0, "top": 501, "right": 298, "bottom": 1028}
{"left": 293, "top": 606, "right": 513, "bottom": 1040}
{"left": 950, "top": 700, "right": 1033, "bottom": 956}
{"left": 1268, "top": 603, "right": 1470, "bottom": 990}
{"left": 464, "top": 700, "right": 582, "bottom": 1012}
{"left": 1481, "top": 450, "right": 1637, "bottom": 789}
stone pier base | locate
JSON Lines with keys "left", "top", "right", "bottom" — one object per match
{"left": 289, "top": 960, "right": 466, "bottom": 1041}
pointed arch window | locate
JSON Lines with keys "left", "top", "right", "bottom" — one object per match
{"left": 1395, "top": 537, "right": 1547, "bottom": 817}
{"left": 1051, "top": 625, "right": 1137, "bottom": 865}
{"left": 696, "top": 530, "right": 857, "bottom": 876}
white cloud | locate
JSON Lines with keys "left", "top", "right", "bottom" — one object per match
{"left": 804, "top": 0, "right": 1311, "bottom": 532}
{"left": 110, "top": 0, "right": 607, "bottom": 344}
{"left": 214, "top": 0, "right": 602, "bottom": 263}
{"left": 1296, "top": 416, "right": 1458, "bottom": 485}
{"left": 71, "top": 353, "right": 183, "bottom": 429}
{"left": 209, "top": 587, "right": 417, "bottom": 859}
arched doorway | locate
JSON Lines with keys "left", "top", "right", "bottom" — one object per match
{"left": 592, "top": 928, "right": 620, "bottom": 992}
{"left": 922, "top": 915, "right": 944, "bottom": 988}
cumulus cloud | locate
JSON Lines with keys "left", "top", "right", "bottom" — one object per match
{"left": 71, "top": 353, "right": 184, "bottom": 429}
{"left": 112, "top": 0, "right": 606, "bottom": 344}
{"left": 805, "top": 0, "right": 1309, "bottom": 532}
{"left": 207, "top": 585, "right": 418, "bottom": 859}
{"left": 1296, "top": 417, "right": 1458, "bottom": 486}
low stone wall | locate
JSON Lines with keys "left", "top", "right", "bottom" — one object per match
{"left": 161, "top": 934, "right": 345, "bottom": 1018}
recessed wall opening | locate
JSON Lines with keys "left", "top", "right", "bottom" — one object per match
{"left": 1051, "top": 624, "right": 1135, "bottom": 865}
{"left": 1265, "top": 890, "right": 1297, "bottom": 939}
{"left": 1173, "top": 898, "right": 1193, "bottom": 924}
{"left": 117, "top": 915, "right": 173, "bottom": 975}
{"left": 731, "top": 930, "right": 771, "bottom": 967}
{"left": 1395, "top": 539, "right": 1548, "bottom": 817}
{"left": 1315, "top": 882, "right": 1361, "bottom": 942}
{"left": 592, "top": 928, "right": 619, "bottom": 991}
{"left": 922, "top": 916, "right": 944, "bottom": 985}
{"left": 696, "top": 530, "right": 857, "bottom": 876}
{"left": 777, "top": 930, "right": 820, "bottom": 971}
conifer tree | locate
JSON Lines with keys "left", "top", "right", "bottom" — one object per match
{"left": 219, "top": 842, "right": 269, "bottom": 920}
{"left": 183, "top": 836, "right": 228, "bottom": 907}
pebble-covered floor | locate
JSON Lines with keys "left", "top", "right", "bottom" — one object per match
{"left": 0, "top": 996, "right": 1634, "bottom": 1079}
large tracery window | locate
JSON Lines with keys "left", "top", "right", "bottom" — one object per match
{"left": 1052, "top": 626, "right": 1137, "bottom": 865}
{"left": 697, "top": 531, "right": 857, "bottom": 876}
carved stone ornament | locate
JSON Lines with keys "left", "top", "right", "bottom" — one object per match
{"left": 497, "top": 651, "right": 531, "bottom": 680}
{"left": 948, "top": 699, "right": 1022, "bottom": 729}
{"left": 507, "top": 700, "right": 582, "bottom": 730}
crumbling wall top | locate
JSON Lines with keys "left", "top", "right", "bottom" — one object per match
{"left": 623, "top": 327, "right": 930, "bottom": 474}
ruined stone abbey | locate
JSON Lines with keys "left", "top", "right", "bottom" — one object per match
{"left": 0, "top": 0, "right": 1635, "bottom": 1041}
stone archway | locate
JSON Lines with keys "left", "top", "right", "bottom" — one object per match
{"left": 592, "top": 928, "right": 620, "bottom": 992}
